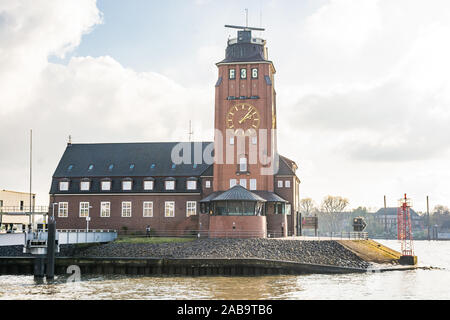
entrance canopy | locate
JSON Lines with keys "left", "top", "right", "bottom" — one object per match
{"left": 200, "top": 185, "right": 289, "bottom": 216}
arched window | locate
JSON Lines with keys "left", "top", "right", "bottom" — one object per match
{"left": 239, "top": 156, "right": 248, "bottom": 173}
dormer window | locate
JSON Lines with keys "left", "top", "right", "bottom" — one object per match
{"left": 59, "top": 181, "right": 69, "bottom": 191}
{"left": 129, "top": 164, "right": 135, "bottom": 170}
{"left": 108, "top": 164, "right": 114, "bottom": 171}
{"left": 67, "top": 165, "right": 74, "bottom": 172}
{"left": 165, "top": 179, "right": 175, "bottom": 191}
{"left": 101, "top": 180, "right": 111, "bottom": 191}
{"left": 88, "top": 164, "right": 94, "bottom": 171}
{"left": 122, "top": 179, "right": 133, "bottom": 191}
{"left": 187, "top": 179, "right": 197, "bottom": 190}
{"left": 80, "top": 179, "right": 90, "bottom": 191}
{"left": 144, "top": 178, "right": 154, "bottom": 191}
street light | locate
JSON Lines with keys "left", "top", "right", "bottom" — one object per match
{"left": 51, "top": 203, "right": 58, "bottom": 220}
{"left": 86, "top": 205, "right": 93, "bottom": 232}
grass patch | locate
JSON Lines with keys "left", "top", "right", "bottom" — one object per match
{"left": 115, "top": 237, "right": 196, "bottom": 244}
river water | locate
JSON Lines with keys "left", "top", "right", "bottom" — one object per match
{"left": 0, "top": 240, "right": 448, "bottom": 300}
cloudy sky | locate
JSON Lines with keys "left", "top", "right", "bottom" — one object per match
{"left": 1, "top": 0, "right": 450, "bottom": 212}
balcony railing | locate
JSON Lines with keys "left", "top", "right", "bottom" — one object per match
{"left": 0, "top": 206, "right": 49, "bottom": 214}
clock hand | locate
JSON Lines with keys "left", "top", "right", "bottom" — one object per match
{"left": 239, "top": 108, "right": 254, "bottom": 124}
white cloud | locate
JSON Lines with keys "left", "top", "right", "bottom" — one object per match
{"left": 0, "top": 0, "right": 212, "bottom": 205}
{"left": 0, "top": 0, "right": 102, "bottom": 115}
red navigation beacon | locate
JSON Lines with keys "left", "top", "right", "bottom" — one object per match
{"left": 397, "top": 194, "right": 417, "bottom": 265}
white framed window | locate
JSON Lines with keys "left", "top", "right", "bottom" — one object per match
{"left": 187, "top": 180, "right": 197, "bottom": 190}
{"left": 101, "top": 181, "right": 111, "bottom": 191}
{"left": 229, "top": 69, "right": 236, "bottom": 79}
{"left": 229, "top": 137, "right": 235, "bottom": 145}
{"left": 277, "top": 180, "right": 283, "bottom": 188}
{"left": 240, "top": 179, "right": 247, "bottom": 189}
{"left": 250, "top": 179, "right": 257, "bottom": 191}
{"left": 121, "top": 201, "right": 132, "bottom": 217}
{"left": 165, "top": 180, "right": 175, "bottom": 190}
{"left": 205, "top": 180, "right": 211, "bottom": 189}
{"left": 165, "top": 201, "right": 175, "bottom": 217}
{"left": 80, "top": 181, "right": 90, "bottom": 191}
{"left": 286, "top": 204, "right": 292, "bottom": 216}
{"left": 101, "top": 202, "right": 110, "bottom": 217}
{"left": 58, "top": 202, "right": 68, "bottom": 218}
{"left": 59, "top": 181, "right": 69, "bottom": 191}
{"left": 285, "top": 180, "right": 291, "bottom": 188}
{"left": 143, "top": 201, "right": 153, "bottom": 217}
{"left": 186, "top": 201, "right": 197, "bottom": 217}
{"left": 79, "top": 202, "right": 89, "bottom": 218}
{"left": 251, "top": 136, "right": 257, "bottom": 145}
{"left": 144, "top": 180, "right": 154, "bottom": 191}
{"left": 122, "top": 180, "right": 132, "bottom": 191}
{"left": 230, "top": 179, "right": 237, "bottom": 188}
{"left": 239, "top": 157, "right": 248, "bottom": 172}
{"left": 252, "top": 68, "right": 258, "bottom": 79}
{"left": 240, "top": 68, "right": 247, "bottom": 79}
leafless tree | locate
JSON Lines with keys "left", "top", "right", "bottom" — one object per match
{"left": 321, "top": 195, "right": 349, "bottom": 213}
{"left": 300, "top": 198, "right": 317, "bottom": 217}
{"left": 318, "top": 195, "right": 350, "bottom": 233}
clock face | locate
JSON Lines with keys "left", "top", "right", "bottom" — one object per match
{"left": 226, "top": 103, "right": 261, "bottom": 131}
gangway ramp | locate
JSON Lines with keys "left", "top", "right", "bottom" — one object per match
{"left": 0, "top": 229, "right": 117, "bottom": 247}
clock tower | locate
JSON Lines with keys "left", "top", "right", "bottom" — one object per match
{"left": 213, "top": 25, "right": 278, "bottom": 193}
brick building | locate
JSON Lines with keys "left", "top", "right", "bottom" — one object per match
{"left": 51, "top": 26, "right": 301, "bottom": 238}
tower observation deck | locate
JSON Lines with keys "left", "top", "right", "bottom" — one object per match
{"left": 218, "top": 25, "right": 269, "bottom": 64}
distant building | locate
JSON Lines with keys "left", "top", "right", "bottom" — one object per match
{"left": 374, "top": 207, "right": 424, "bottom": 231}
{"left": 0, "top": 189, "right": 35, "bottom": 232}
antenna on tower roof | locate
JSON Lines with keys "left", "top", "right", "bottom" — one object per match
{"left": 224, "top": 24, "right": 265, "bottom": 32}
{"left": 188, "top": 121, "right": 194, "bottom": 142}
{"left": 245, "top": 8, "right": 248, "bottom": 28}
{"left": 225, "top": 8, "right": 266, "bottom": 32}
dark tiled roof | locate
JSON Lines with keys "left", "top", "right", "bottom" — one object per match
{"left": 200, "top": 165, "right": 214, "bottom": 177}
{"left": 219, "top": 41, "right": 267, "bottom": 63}
{"left": 276, "top": 155, "right": 297, "bottom": 176}
{"left": 374, "top": 207, "right": 421, "bottom": 219}
{"left": 253, "top": 191, "right": 288, "bottom": 203}
{"left": 211, "top": 185, "right": 266, "bottom": 202}
{"left": 200, "top": 191, "right": 223, "bottom": 203}
{"left": 53, "top": 142, "right": 214, "bottom": 178}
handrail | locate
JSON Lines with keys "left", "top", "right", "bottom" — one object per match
{"left": 57, "top": 229, "right": 117, "bottom": 233}
{"left": 0, "top": 206, "right": 49, "bottom": 214}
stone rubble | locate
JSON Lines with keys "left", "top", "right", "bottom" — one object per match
{"left": 0, "top": 239, "right": 371, "bottom": 269}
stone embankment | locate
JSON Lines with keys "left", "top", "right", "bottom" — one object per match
{"left": 0, "top": 239, "right": 372, "bottom": 269}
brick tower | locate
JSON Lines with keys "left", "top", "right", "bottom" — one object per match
{"left": 213, "top": 25, "right": 278, "bottom": 193}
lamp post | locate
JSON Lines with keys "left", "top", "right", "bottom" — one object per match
{"left": 52, "top": 203, "right": 58, "bottom": 220}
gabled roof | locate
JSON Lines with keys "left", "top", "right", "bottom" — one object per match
{"left": 53, "top": 142, "right": 214, "bottom": 178}
{"left": 276, "top": 155, "right": 298, "bottom": 176}
{"left": 211, "top": 185, "right": 266, "bottom": 202}
{"left": 374, "top": 207, "right": 421, "bottom": 219}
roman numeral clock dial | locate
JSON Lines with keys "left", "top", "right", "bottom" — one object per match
{"left": 226, "top": 103, "right": 261, "bottom": 132}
